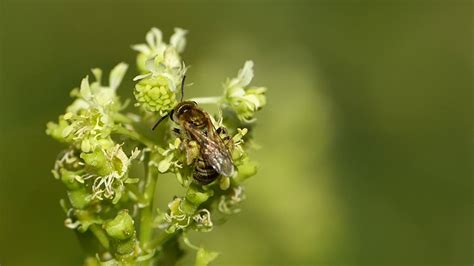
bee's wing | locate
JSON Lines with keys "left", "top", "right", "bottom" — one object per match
{"left": 184, "top": 121, "right": 235, "bottom": 177}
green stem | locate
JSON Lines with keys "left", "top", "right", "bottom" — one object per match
{"left": 182, "top": 232, "right": 199, "bottom": 250}
{"left": 188, "top": 96, "right": 222, "bottom": 105}
{"left": 145, "top": 231, "right": 180, "bottom": 251}
{"left": 140, "top": 153, "right": 160, "bottom": 249}
{"left": 113, "top": 126, "right": 155, "bottom": 147}
{"left": 89, "top": 224, "right": 110, "bottom": 250}
{"left": 128, "top": 185, "right": 147, "bottom": 206}
{"left": 112, "top": 113, "right": 134, "bottom": 124}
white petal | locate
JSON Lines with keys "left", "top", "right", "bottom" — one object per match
{"left": 228, "top": 86, "right": 245, "bottom": 97}
{"left": 131, "top": 44, "right": 151, "bottom": 54}
{"left": 91, "top": 68, "right": 102, "bottom": 84}
{"left": 80, "top": 76, "right": 92, "bottom": 100}
{"left": 109, "top": 62, "right": 128, "bottom": 90}
{"left": 229, "top": 61, "right": 254, "bottom": 88}
{"left": 62, "top": 125, "right": 74, "bottom": 138}
{"left": 95, "top": 90, "right": 114, "bottom": 106}
{"left": 159, "top": 72, "right": 177, "bottom": 91}
{"left": 145, "top": 57, "right": 159, "bottom": 73}
{"left": 147, "top": 27, "right": 163, "bottom": 49}
{"left": 170, "top": 27, "right": 187, "bottom": 53}
{"left": 133, "top": 73, "right": 152, "bottom": 81}
{"left": 243, "top": 94, "right": 260, "bottom": 109}
{"left": 66, "top": 99, "right": 90, "bottom": 113}
{"left": 163, "top": 47, "right": 181, "bottom": 69}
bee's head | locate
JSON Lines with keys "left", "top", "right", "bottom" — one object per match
{"left": 171, "top": 101, "right": 198, "bottom": 122}
{"left": 152, "top": 76, "right": 194, "bottom": 131}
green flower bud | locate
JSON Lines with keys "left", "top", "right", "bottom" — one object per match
{"left": 134, "top": 76, "right": 178, "bottom": 115}
{"left": 81, "top": 149, "right": 114, "bottom": 176}
{"left": 185, "top": 185, "right": 213, "bottom": 206}
{"left": 84, "top": 257, "right": 100, "bottom": 266}
{"left": 60, "top": 168, "right": 83, "bottom": 190}
{"left": 219, "top": 176, "right": 230, "bottom": 190}
{"left": 115, "top": 237, "right": 137, "bottom": 256}
{"left": 104, "top": 210, "right": 135, "bottom": 240}
{"left": 234, "top": 160, "right": 258, "bottom": 183}
{"left": 72, "top": 209, "right": 103, "bottom": 232}
{"left": 67, "top": 188, "right": 91, "bottom": 209}
{"left": 179, "top": 186, "right": 214, "bottom": 217}
{"left": 180, "top": 199, "right": 198, "bottom": 215}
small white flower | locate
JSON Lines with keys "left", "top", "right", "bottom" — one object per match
{"left": 87, "top": 145, "right": 140, "bottom": 202}
{"left": 218, "top": 186, "right": 246, "bottom": 214}
{"left": 132, "top": 27, "right": 187, "bottom": 77}
{"left": 223, "top": 61, "right": 266, "bottom": 123}
{"left": 132, "top": 27, "right": 166, "bottom": 58}
{"left": 193, "top": 209, "right": 213, "bottom": 231}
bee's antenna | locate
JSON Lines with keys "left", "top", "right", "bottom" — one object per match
{"left": 180, "top": 75, "right": 186, "bottom": 102}
{"left": 152, "top": 113, "right": 170, "bottom": 131}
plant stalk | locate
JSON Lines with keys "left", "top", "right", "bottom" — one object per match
{"left": 139, "top": 153, "right": 160, "bottom": 249}
{"left": 89, "top": 224, "right": 110, "bottom": 250}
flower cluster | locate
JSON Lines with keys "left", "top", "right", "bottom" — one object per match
{"left": 46, "top": 63, "right": 128, "bottom": 152}
{"left": 132, "top": 28, "right": 187, "bottom": 115}
{"left": 155, "top": 196, "right": 213, "bottom": 233}
{"left": 153, "top": 127, "right": 256, "bottom": 234}
{"left": 47, "top": 27, "right": 266, "bottom": 266}
{"left": 46, "top": 63, "right": 148, "bottom": 264}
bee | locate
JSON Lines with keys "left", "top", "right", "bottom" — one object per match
{"left": 152, "top": 77, "right": 235, "bottom": 184}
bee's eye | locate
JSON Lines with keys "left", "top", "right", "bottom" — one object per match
{"left": 169, "top": 109, "right": 175, "bottom": 121}
{"left": 176, "top": 105, "right": 189, "bottom": 117}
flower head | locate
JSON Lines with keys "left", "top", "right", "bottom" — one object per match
{"left": 223, "top": 61, "right": 266, "bottom": 123}
{"left": 132, "top": 27, "right": 187, "bottom": 73}
{"left": 69, "top": 62, "right": 128, "bottom": 114}
{"left": 133, "top": 74, "right": 179, "bottom": 116}
{"left": 132, "top": 28, "right": 188, "bottom": 115}
{"left": 192, "top": 209, "right": 213, "bottom": 232}
{"left": 80, "top": 145, "right": 140, "bottom": 203}
{"left": 46, "top": 63, "right": 129, "bottom": 152}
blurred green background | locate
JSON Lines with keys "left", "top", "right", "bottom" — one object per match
{"left": 0, "top": 1, "right": 472, "bottom": 265}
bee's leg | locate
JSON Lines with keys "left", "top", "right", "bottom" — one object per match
{"left": 216, "top": 127, "right": 227, "bottom": 135}
{"left": 172, "top": 128, "right": 181, "bottom": 136}
{"left": 180, "top": 139, "right": 199, "bottom": 165}
{"left": 225, "top": 138, "right": 234, "bottom": 151}
{"left": 217, "top": 126, "right": 233, "bottom": 146}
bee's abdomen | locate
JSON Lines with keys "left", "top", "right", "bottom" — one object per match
{"left": 193, "top": 158, "right": 219, "bottom": 184}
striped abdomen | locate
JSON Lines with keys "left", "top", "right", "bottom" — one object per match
{"left": 193, "top": 157, "right": 219, "bottom": 184}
